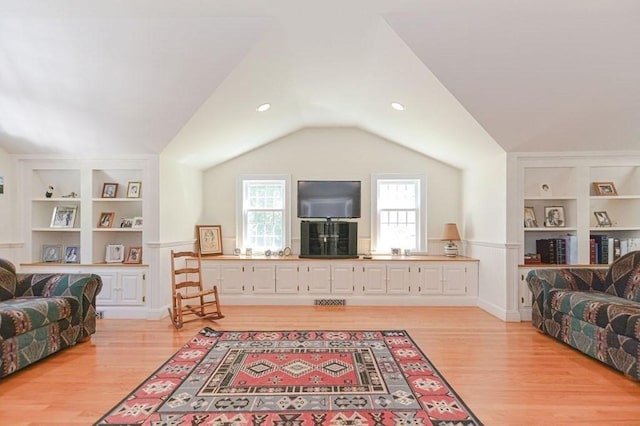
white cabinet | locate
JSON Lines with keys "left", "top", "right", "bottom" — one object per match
{"left": 276, "top": 263, "right": 299, "bottom": 293}
{"left": 331, "top": 264, "right": 355, "bottom": 294}
{"left": 96, "top": 270, "right": 145, "bottom": 306}
{"left": 303, "top": 263, "right": 332, "bottom": 294}
{"left": 219, "top": 263, "right": 246, "bottom": 294}
{"left": 386, "top": 263, "right": 411, "bottom": 295}
{"left": 358, "top": 263, "right": 387, "bottom": 294}
{"left": 250, "top": 264, "right": 276, "bottom": 293}
{"left": 414, "top": 262, "right": 474, "bottom": 296}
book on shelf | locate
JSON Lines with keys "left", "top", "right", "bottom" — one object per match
{"left": 535, "top": 238, "right": 566, "bottom": 264}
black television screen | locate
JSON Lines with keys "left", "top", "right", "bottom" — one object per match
{"left": 297, "top": 180, "right": 361, "bottom": 219}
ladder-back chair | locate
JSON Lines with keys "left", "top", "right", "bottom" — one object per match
{"left": 168, "top": 250, "right": 224, "bottom": 329}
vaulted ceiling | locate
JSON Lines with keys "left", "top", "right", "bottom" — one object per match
{"left": 1, "top": 1, "right": 638, "bottom": 170}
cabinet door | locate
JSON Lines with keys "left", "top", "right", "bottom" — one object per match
{"left": 519, "top": 268, "right": 533, "bottom": 308}
{"left": 331, "top": 264, "right": 354, "bottom": 294}
{"left": 443, "top": 264, "right": 467, "bottom": 295}
{"left": 276, "top": 264, "right": 299, "bottom": 294}
{"left": 201, "top": 263, "right": 222, "bottom": 289}
{"left": 119, "top": 272, "right": 145, "bottom": 305}
{"left": 306, "top": 264, "right": 331, "bottom": 294}
{"left": 387, "top": 264, "right": 410, "bottom": 295}
{"left": 361, "top": 264, "right": 386, "bottom": 294}
{"left": 251, "top": 264, "right": 275, "bottom": 293}
{"left": 418, "top": 264, "right": 443, "bottom": 295}
{"left": 96, "top": 272, "right": 117, "bottom": 305}
{"left": 220, "top": 264, "right": 245, "bottom": 294}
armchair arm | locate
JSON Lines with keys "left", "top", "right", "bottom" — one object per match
{"left": 527, "top": 268, "right": 607, "bottom": 331}
{"left": 16, "top": 273, "right": 103, "bottom": 339}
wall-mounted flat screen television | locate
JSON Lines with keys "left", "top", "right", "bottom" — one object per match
{"left": 297, "top": 180, "right": 361, "bottom": 219}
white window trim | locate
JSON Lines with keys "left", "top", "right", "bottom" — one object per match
{"left": 370, "top": 173, "right": 427, "bottom": 253}
{"left": 236, "top": 174, "right": 291, "bottom": 251}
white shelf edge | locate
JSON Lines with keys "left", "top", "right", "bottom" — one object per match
{"left": 524, "top": 227, "right": 577, "bottom": 232}
{"left": 589, "top": 195, "right": 640, "bottom": 200}
{"left": 589, "top": 227, "right": 640, "bottom": 232}
{"left": 524, "top": 196, "right": 578, "bottom": 201}
{"left": 32, "top": 198, "right": 81, "bottom": 202}
{"left": 92, "top": 228, "right": 143, "bottom": 232}
{"left": 32, "top": 227, "right": 81, "bottom": 232}
{"left": 92, "top": 198, "right": 143, "bottom": 202}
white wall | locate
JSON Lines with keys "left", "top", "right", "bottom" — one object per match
{"left": 0, "top": 147, "right": 16, "bottom": 260}
{"left": 202, "top": 127, "right": 462, "bottom": 254}
{"left": 463, "top": 152, "right": 518, "bottom": 320}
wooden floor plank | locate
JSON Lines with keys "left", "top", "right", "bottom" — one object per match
{"left": 0, "top": 306, "right": 639, "bottom": 425}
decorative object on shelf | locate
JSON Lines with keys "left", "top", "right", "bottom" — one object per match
{"left": 42, "top": 244, "right": 62, "bottom": 263}
{"left": 98, "top": 212, "right": 115, "bottom": 228}
{"left": 50, "top": 205, "right": 77, "bottom": 228}
{"left": 233, "top": 248, "right": 241, "bottom": 256}
{"left": 64, "top": 245, "right": 80, "bottom": 263}
{"left": 264, "top": 249, "right": 272, "bottom": 257}
{"left": 524, "top": 206, "right": 538, "bottom": 228}
{"left": 391, "top": 248, "right": 401, "bottom": 256}
{"left": 245, "top": 247, "right": 253, "bottom": 257}
{"left": 105, "top": 244, "right": 125, "bottom": 263}
{"left": 126, "top": 181, "right": 142, "bottom": 198}
{"left": 441, "top": 223, "right": 461, "bottom": 257}
{"left": 278, "top": 250, "right": 284, "bottom": 256}
{"left": 45, "top": 185, "right": 54, "bottom": 198}
{"left": 543, "top": 206, "right": 565, "bottom": 227}
{"left": 124, "top": 246, "right": 142, "bottom": 264}
{"left": 523, "top": 253, "right": 541, "bottom": 265}
{"left": 283, "top": 247, "right": 292, "bottom": 256}
{"left": 132, "top": 216, "right": 143, "bottom": 228}
{"left": 101, "top": 182, "right": 118, "bottom": 198}
{"left": 594, "top": 211, "right": 612, "bottom": 227}
{"left": 539, "top": 183, "right": 552, "bottom": 197}
{"left": 593, "top": 181, "right": 617, "bottom": 196}
{"left": 196, "top": 225, "right": 223, "bottom": 255}
{"left": 62, "top": 192, "right": 78, "bottom": 198}
{"left": 120, "top": 217, "right": 133, "bottom": 228}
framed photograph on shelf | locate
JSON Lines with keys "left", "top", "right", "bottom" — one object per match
{"left": 544, "top": 206, "right": 565, "bottom": 227}
{"left": 50, "top": 205, "right": 78, "bottom": 228}
{"left": 196, "top": 225, "right": 223, "bottom": 255}
{"left": 126, "top": 181, "right": 142, "bottom": 198}
{"left": 101, "top": 183, "right": 118, "bottom": 198}
{"left": 593, "top": 182, "right": 617, "bottom": 196}
{"left": 105, "top": 244, "right": 125, "bottom": 263}
{"left": 42, "top": 245, "right": 62, "bottom": 263}
{"left": 594, "top": 211, "right": 612, "bottom": 227}
{"left": 120, "top": 217, "right": 133, "bottom": 228}
{"left": 524, "top": 206, "right": 538, "bottom": 228}
{"left": 124, "top": 246, "right": 142, "bottom": 264}
{"left": 538, "top": 183, "right": 552, "bottom": 197}
{"left": 98, "top": 212, "right": 115, "bottom": 228}
{"left": 64, "top": 245, "right": 80, "bottom": 263}
{"left": 132, "top": 217, "right": 143, "bottom": 229}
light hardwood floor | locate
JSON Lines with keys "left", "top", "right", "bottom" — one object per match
{"left": 0, "top": 306, "right": 639, "bottom": 425}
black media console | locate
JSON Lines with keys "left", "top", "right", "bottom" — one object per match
{"left": 299, "top": 220, "right": 358, "bottom": 259}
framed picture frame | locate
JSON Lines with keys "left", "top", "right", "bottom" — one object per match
{"left": 132, "top": 217, "right": 143, "bottom": 229}
{"left": 64, "top": 245, "right": 80, "bottom": 263}
{"left": 98, "top": 212, "right": 115, "bottom": 228}
{"left": 102, "top": 183, "right": 118, "bottom": 198}
{"left": 42, "top": 245, "right": 62, "bottom": 263}
{"left": 544, "top": 206, "right": 565, "bottom": 227}
{"left": 196, "top": 225, "right": 223, "bottom": 255}
{"left": 126, "top": 181, "right": 142, "bottom": 198}
{"left": 524, "top": 206, "right": 538, "bottom": 228}
{"left": 105, "top": 244, "right": 125, "bottom": 263}
{"left": 593, "top": 182, "right": 617, "bottom": 196}
{"left": 538, "top": 183, "right": 552, "bottom": 197}
{"left": 124, "top": 246, "right": 142, "bottom": 264}
{"left": 50, "top": 205, "right": 78, "bottom": 228}
{"left": 120, "top": 217, "right": 133, "bottom": 228}
{"left": 594, "top": 211, "right": 612, "bottom": 227}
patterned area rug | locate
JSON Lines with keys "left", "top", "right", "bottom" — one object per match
{"left": 96, "top": 328, "right": 482, "bottom": 425}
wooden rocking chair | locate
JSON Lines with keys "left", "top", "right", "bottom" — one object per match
{"left": 168, "top": 250, "right": 224, "bottom": 329}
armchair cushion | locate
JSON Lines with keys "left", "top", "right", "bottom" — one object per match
{"left": 0, "top": 296, "right": 76, "bottom": 340}
{"left": 605, "top": 250, "right": 640, "bottom": 302}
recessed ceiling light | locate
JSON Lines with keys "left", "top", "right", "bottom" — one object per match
{"left": 256, "top": 103, "right": 271, "bottom": 112}
{"left": 391, "top": 102, "right": 405, "bottom": 111}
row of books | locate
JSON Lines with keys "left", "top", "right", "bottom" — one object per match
{"left": 532, "top": 235, "right": 640, "bottom": 265}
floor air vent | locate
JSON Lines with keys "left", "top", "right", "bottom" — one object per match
{"left": 314, "top": 298, "right": 346, "bottom": 306}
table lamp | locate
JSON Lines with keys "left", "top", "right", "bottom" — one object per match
{"left": 441, "top": 223, "right": 461, "bottom": 257}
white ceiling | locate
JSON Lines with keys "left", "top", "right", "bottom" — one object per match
{"left": 1, "top": 1, "right": 638, "bottom": 170}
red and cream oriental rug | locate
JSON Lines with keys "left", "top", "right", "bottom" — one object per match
{"left": 96, "top": 328, "right": 482, "bottom": 425}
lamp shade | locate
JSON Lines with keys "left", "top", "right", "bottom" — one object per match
{"left": 441, "top": 223, "right": 461, "bottom": 241}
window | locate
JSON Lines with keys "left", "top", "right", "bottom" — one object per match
{"left": 371, "top": 174, "right": 425, "bottom": 253}
{"left": 237, "top": 176, "right": 290, "bottom": 251}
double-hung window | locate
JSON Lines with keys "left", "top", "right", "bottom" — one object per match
{"left": 371, "top": 174, "right": 425, "bottom": 253}
{"left": 237, "top": 176, "right": 290, "bottom": 252}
